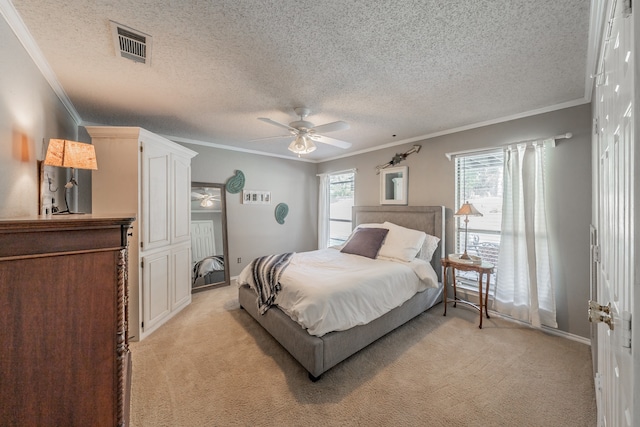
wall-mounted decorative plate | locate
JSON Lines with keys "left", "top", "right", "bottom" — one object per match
{"left": 274, "top": 203, "right": 289, "bottom": 224}
{"left": 226, "top": 170, "right": 245, "bottom": 194}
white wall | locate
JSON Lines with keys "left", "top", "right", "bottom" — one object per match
{"left": 0, "top": 17, "right": 78, "bottom": 218}
{"left": 318, "top": 104, "right": 593, "bottom": 339}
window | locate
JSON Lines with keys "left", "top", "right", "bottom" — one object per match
{"left": 455, "top": 150, "right": 504, "bottom": 284}
{"left": 328, "top": 172, "right": 355, "bottom": 246}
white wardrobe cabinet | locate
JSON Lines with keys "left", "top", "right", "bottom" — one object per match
{"left": 88, "top": 126, "right": 197, "bottom": 340}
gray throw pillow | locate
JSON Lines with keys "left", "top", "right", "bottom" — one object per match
{"left": 340, "top": 227, "right": 389, "bottom": 259}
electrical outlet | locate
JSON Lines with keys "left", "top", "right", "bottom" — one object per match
{"left": 237, "top": 257, "right": 242, "bottom": 263}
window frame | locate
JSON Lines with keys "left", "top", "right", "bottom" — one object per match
{"left": 454, "top": 149, "right": 504, "bottom": 290}
{"left": 328, "top": 171, "right": 355, "bottom": 247}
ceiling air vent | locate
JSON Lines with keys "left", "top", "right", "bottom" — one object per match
{"left": 110, "top": 21, "right": 152, "bottom": 65}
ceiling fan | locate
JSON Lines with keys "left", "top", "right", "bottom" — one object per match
{"left": 255, "top": 107, "right": 352, "bottom": 156}
{"left": 191, "top": 188, "right": 220, "bottom": 208}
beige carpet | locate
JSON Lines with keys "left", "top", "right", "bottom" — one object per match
{"left": 129, "top": 284, "right": 597, "bottom": 426}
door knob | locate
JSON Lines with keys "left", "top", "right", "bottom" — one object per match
{"left": 588, "top": 300, "right": 614, "bottom": 330}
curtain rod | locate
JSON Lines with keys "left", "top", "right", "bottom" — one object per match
{"left": 317, "top": 168, "right": 357, "bottom": 177}
{"left": 444, "top": 133, "right": 572, "bottom": 161}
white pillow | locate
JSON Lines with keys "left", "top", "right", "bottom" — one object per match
{"left": 377, "top": 221, "right": 426, "bottom": 262}
{"left": 416, "top": 233, "right": 441, "bottom": 262}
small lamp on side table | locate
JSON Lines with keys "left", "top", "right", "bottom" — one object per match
{"left": 454, "top": 201, "right": 483, "bottom": 260}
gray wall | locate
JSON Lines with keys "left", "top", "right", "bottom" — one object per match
{"left": 182, "top": 143, "right": 318, "bottom": 276}
{"left": 0, "top": 17, "right": 79, "bottom": 218}
{"left": 318, "top": 104, "right": 593, "bottom": 339}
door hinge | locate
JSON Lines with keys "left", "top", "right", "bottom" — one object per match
{"left": 140, "top": 145, "right": 143, "bottom": 152}
{"left": 622, "top": 311, "right": 632, "bottom": 348}
{"left": 141, "top": 321, "right": 144, "bottom": 329}
{"left": 141, "top": 260, "right": 144, "bottom": 268}
{"left": 592, "top": 245, "right": 601, "bottom": 263}
{"left": 140, "top": 241, "right": 144, "bottom": 249}
{"left": 593, "top": 118, "right": 599, "bottom": 135}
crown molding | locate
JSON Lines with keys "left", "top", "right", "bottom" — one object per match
{"left": 320, "top": 98, "right": 590, "bottom": 163}
{"left": 134, "top": 98, "right": 590, "bottom": 165}
{"left": 159, "top": 133, "right": 317, "bottom": 163}
{"left": 0, "top": 0, "right": 82, "bottom": 125}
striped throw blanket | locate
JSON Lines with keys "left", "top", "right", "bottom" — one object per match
{"left": 251, "top": 252, "right": 294, "bottom": 314}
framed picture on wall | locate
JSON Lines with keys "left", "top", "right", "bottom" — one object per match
{"left": 38, "top": 161, "right": 59, "bottom": 215}
{"left": 242, "top": 190, "right": 271, "bottom": 205}
{"left": 380, "top": 166, "right": 408, "bottom": 205}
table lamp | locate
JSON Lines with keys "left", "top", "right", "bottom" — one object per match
{"left": 454, "top": 201, "right": 483, "bottom": 259}
{"left": 44, "top": 139, "right": 98, "bottom": 214}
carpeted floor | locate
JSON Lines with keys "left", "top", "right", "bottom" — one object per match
{"left": 129, "top": 283, "right": 597, "bottom": 426}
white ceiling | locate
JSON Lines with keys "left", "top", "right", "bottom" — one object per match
{"left": 8, "top": 0, "right": 593, "bottom": 161}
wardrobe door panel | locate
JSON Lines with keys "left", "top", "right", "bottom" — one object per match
{"left": 172, "top": 154, "right": 192, "bottom": 244}
{"left": 142, "top": 142, "right": 171, "bottom": 251}
{"left": 172, "top": 243, "right": 192, "bottom": 309}
{"left": 142, "top": 250, "right": 171, "bottom": 333}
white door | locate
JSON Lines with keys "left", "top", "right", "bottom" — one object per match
{"left": 191, "top": 220, "right": 216, "bottom": 262}
{"left": 592, "top": 1, "right": 636, "bottom": 425}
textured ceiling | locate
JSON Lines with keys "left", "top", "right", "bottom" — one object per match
{"left": 10, "top": 0, "right": 592, "bottom": 161}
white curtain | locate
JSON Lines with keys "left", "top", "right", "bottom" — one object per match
{"left": 317, "top": 173, "right": 330, "bottom": 249}
{"left": 494, "top": 141, "right": 557, "bottom": 328}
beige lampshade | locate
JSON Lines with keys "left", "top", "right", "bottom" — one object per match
{"left": 455, "top": 201, "right": 483, "bottom": 217}
{"left": 44, "top": 139, "right": 98, "bottom": 170}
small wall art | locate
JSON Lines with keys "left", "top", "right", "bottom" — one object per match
{"left": 274, "top": 203, "right": 289, "bottom": 224}
{"left": 38, "top": 160, "right": 58, "bottom": 216}
{"left": 226, "top": 170, "right": 245, "bottom": 194}
{"left": 242, "top": 190, "right": 271, "bottom": 205}
{"left": 380, "top": 166, "right": 408, "bottom": 205}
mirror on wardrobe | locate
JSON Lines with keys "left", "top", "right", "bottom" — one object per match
{"left": 190, "top": 182, "right": 230, "bottom": 292}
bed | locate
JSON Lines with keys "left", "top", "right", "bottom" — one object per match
{"left": 193, "top": 255, "right": 225, "bottom": 288}
{"left": 238, "top": 205, "right": 445, "bottom": 380}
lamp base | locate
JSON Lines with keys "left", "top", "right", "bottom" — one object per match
{"left": 53, "top": 211, "right": 87, "bottom": 215}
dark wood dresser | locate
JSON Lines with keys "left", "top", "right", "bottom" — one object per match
{"left": 0, "top": 215, "right": 135, "bottom": 426}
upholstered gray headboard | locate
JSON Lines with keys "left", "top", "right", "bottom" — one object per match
{"left": 352, "top": 206, "right": 445, "bottom": 282}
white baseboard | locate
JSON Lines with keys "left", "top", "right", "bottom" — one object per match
{"left": 487, "top": 310, "right": 591, "bottom": 346}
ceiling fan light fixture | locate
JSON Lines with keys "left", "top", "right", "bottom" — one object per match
{"left": 200, "top": 198, "right": 215, "bottom": 207}
{"left": 288, "top": 136, "right": 316, "bottom": 156}
{"left": 257, "top": 108, "right": 351, "bottom": 155}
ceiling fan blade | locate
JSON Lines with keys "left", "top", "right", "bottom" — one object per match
{"left": 258, "top": 117, "right": 297, "bottom": 132}
{"left": 311, "top": 120, "right": 350, "bottom": 134}
{"left": 249, "top": 134, "right": 292, "bottom": 142}
{"left": 311, "top": 135, "right": 352, "bottom": 149}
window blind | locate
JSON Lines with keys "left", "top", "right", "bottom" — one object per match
{"left": 454, "top": 149, "right": 504, "bottom": 264}
{"left": 328, "top": 172, "right": 355, "bottom": 245}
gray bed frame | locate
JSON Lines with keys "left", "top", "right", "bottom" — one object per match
{"left": 238, "top": 205, "right": 445, "bottom": 380}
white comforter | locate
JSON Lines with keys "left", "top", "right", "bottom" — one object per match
{"left": 237, "top": 248, "right": 438, "bottom": 337}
